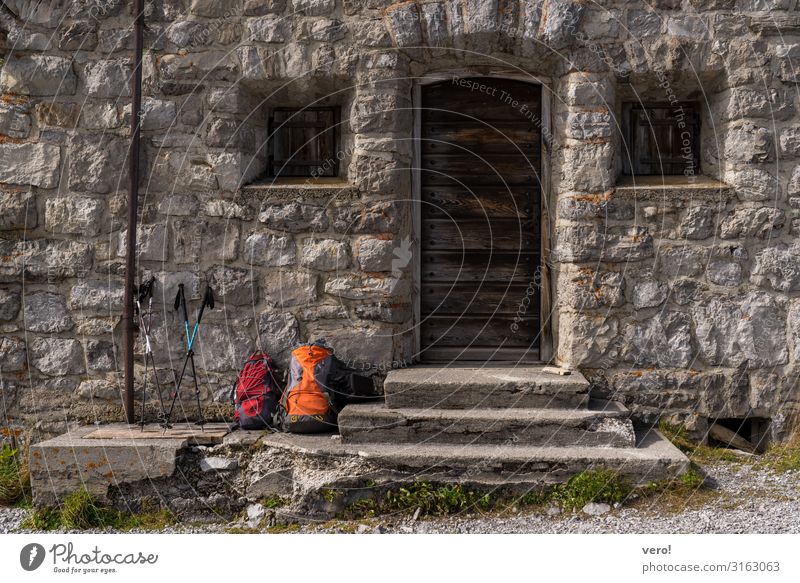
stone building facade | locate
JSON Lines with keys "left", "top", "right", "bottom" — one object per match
{"left": 0, "top": 0, "right": 799, "bottom": 443}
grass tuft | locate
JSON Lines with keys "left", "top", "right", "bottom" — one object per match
{"left": 227, "top": 526, "right": 260, "bottom": 534}
{"left": 661, "top": 420, "right": 800, "bottom": 471}
{"left": 321, "top": 489, "right": 340, "bottom": 502}
{"left": 756, "top": 432, "right": 800, "bottom": 473}
{"left": 23, "top": 489, "right": 176, "bottom": 532}
{"left": 679, "top": 467, "right": 706, "bottom": 489}
{"left": 261, "top": 495, "right": 290, "bottom": 509}
{"left": 383, "top": 482, "right": 491, "bottom": 516}
{"left": 0, "top": 442, "right": 31, "bottom": 506}
{"left": 549, "top": 469, "right": 631, "bottom": 511}
{"left": 266, "top": 522, "right": 301, "bottom": 533}
{"left": 340, "top": 469, "right": 700, "bottom": 520}
{"left": 24, "top": 506, "right": 62, "bottom": 531}
{"left": 517, "top": 490, "right": 549, "bottom": 507}
{"left": 343, "top": 481, "right": 492, "bottom": 519}
{"left": 117, "top": 508, "right": 177, "bottom": 531}
{"left": 658, "top": 420, "right": 746, "bottom": 464}
{"left": 629, "top": 463, "right": 719, "bottom": 514}
{"left": 60, "top": 489, "right": 111, "bottom": 530}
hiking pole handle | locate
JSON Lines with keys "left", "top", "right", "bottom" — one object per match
{"left": 176, "top": 284, "right": 189, "bottom": 324}
{"left": 196, "top": 286, "right": 215, "bottom": 325}
{"left": 186, "top": 286, "right": 214, "bottom": 351}
{"left": 138, "top": 277, "right": 155, "bottom": 304}
{"left": 175, "top": 284, "right": 191, "bottom": 349}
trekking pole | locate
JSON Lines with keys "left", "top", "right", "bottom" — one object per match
{"left": 187, "top": 286, "right": 214, "bottom": 428}
{"left": 136, "top": 277, "right": 170, "bottom": 430}
{"left": 135, "top": 278, "right": 152, "bottom": 429}
{"left": 162, "top": 284, "right": 188, "bottom": 430}
{"left": 162, "top": 285, "right": 215, "bottom": 430}
{"left": 144, "top": 279, "right": 169, "bottom": 425}
{"left": 149, "top": 299, "right": 168, "bottom": 426}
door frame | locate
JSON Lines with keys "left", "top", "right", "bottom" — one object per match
{"left": 411, "top": 69, "right": 554, "bottom": 363}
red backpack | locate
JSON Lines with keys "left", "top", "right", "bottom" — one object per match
{"left": 231, "top": 352, "right": 282, "bottom": 430}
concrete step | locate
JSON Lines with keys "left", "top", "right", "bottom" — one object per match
{"left": 383, "top": 366, "right": 590, "bottom": 410}
{"left": 339, "top": 400, "right": 635, "bottom": 447}
{"left": 260, "top": 429, "right": 690, "bottom": 487}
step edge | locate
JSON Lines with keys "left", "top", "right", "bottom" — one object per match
{"left": 339, "top": 404, "right": 629, "bottom": 423}
{"left": 384, "top": 368, "right": 591, "bottom": 390}
{"left": 343, "top": 430, "right": 687, "bottom": 464}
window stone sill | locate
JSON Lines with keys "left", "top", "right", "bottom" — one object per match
{"left": 240, "top": 178, "right": 358, "bottom": 202}
{"left": 614, "top": 175, "right": 735, "bottom": 201}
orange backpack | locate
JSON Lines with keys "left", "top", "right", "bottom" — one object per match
{"left": 280, "top": 341, "right": 338, "bottom": 433}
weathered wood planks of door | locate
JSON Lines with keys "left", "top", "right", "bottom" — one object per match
{"left": 420, "top": 78, "right": 542, "bottom": 362}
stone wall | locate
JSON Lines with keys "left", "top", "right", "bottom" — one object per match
{"left": 1, "top": 0, "right": 799, "bottom": 442}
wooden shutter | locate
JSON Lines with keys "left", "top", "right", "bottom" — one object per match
{"left": 269, "top": 108, "right": 338, "bottom": 177}
{"left": 622, "top": 103, "right": 700, "bottom": 176}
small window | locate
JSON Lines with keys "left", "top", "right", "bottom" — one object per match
{"left": 268, "top": 107, "right": 339, "bottom": 178}
{"left": 622, "top": 102, "right": 700, "bottom": 176}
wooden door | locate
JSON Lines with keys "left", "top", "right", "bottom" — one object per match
{"left": 419, "top": 78, "right": 542, "bottom": 362}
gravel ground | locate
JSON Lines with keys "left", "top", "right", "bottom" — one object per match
{"left": 3, "top": 461, "right": 798, "bottom": 534}
{"left": 0, "top": 507, "right": 29, "bottom": 534}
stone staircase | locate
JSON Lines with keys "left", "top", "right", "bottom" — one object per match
{"left": 28, "top": 366, "right": 689, "bottom": 511}
{"left": 336, "top": 366, "right": 689, "bottom": 488}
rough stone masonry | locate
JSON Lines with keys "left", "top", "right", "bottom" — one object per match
{"left": 0, "top": 0, "right": 799, "bottom": 443}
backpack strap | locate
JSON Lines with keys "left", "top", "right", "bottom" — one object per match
{"left": 274, "top": 395, "right": 287, "bottom": 431}
{"left": 229, "top": 378, "right": 237, "bottom": 406}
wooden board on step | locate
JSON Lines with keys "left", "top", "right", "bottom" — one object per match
{"left": 542, "top": 366, "right": 572, "bottom": 376}
{"left": 82, "top": 423, "right": 233, "bottom": 446}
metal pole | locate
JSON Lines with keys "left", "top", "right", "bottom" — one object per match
{"left": 123, "top": 0, "right": 145, "bottom": 425}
